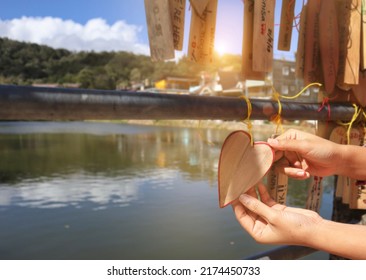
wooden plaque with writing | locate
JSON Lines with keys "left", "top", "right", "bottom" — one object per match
{"left": 170, "top": 0, "right": 186, "bottom": 51}
{"left": 319, "top": 0, "right": 339, "bottom": 93}
{"left": 188, "top": 0, "right": 218, "bottom": 64}
{"left": 144, "top": 0, "right": 175, "bottom": 61}
{"left": 252, "top": 0, "right": 275, "bottom": 72}
{"left": 278, "top": 0, "right": 295, "bottom": 51}
{"left": 242, "top": 0, "right": 266, "bottom": 80}
{"left": 304, "top": 0, "right": 321, "bottom": 85}
{"left": 295, "top": 5, "right": 307, "bottom": 79}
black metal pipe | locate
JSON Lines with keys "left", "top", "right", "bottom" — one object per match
{"left": 245, "top": 245, "right": 317, "bottom": 260}
{"left": 0, "top": 85, "right": 355, "bottom": 121}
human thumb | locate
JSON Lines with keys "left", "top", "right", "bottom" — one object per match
{"left": 239, "top": 194, "right": 273, "bottom": 220}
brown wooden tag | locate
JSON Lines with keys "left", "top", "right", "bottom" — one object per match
{"left": 189, "top": 0, "right": 210, "bottom": 16}
{"left": 349, "top": 127, "right": 365, "bottom": 209}
{"left": 352, "top": 71, "right": 366, "bottom": 107}
{"left": 306, "top": 176, "right": 323, "bottom": 212}
{"left": 361, "top": 0, "right": 366, "bottom": 70}
{"left": 336, "top": 0, "right": 361, "bottom": 86}
{"left": 218, "top": 131, "right": 274, "bottom": 208}
{"left": 319, "top": 0, "right": 339, "bottom": 93}
{"left": 266, "top": 133, "right": 288, "bottom": 205}
{"left": 144, "top": 0, "right": 175, "bottom": 61}
{"left": 329, "top": 126, "right": 348, "bottom": 198}
{"left": 303, "top": 0, "right": 321, "bottom": 85}
{"left": 342, "top": 128, "right": 361, "bottom": 204}
{"left": 336, "top": 0, "right": 351, "bottom": 90}
{"left": 242, "top": 0, "right": 266, "bottom": 80}
{"left": 344, "top": 0, "right": 361, "bottom": 85}
{"left": 266, "top": 165, "right": 288, "bottom": 205}
{"left": 170, "top": 0, "right": 186, "bottom": 51}
{"left": 295, "top": 5, "right": 307, "bottom": 79}
{"left": 278, "top": 0, "right": 295, "bottom": 51}
{"left": 350, "top": 182, "right": 366, "bottom": 209}
{"left": 188, "top": 0, "right": 218, "bottom": 64}
{"left": 252, "top": 0, "right": 275, "bottom": 72}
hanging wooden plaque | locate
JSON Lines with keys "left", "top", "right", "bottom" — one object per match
{"left": 306, "top": 176, "right": 323, "bottom": 212}
{"left": 319, "top": 0, "right": 339, "bottom": 93}
{"left": 252, "top": 0, "right": 275, "bottom": 72}
{"left": 342, "top": 128, "right": 361, "bottom": 204}
{"left": 242, "top": 0, "right": 266, "bottom": 80}
{"left": 303, "top": 0, "right": 321, "bottom": 85}
{"left": 295, "top": 5, "right": 307, "bottom": 79}
{"left": 344, "top": 0, "right": 361, "bottom": 85}
{"left": 266, "top": 133, "right": 288, "bottom": 205}
{"left": 337, "top": 0, "right": 361, "bottom": 86}
{"left": 352, "top": 71, "right": 366, "bottom": 107}
{"left": 266, "top": 165, "right": 288, "bottom": 205}
{"left": 349, "top": 128, "right": 365, "bottom": 209}
{"left": 188, "top": 0, "right": 218, "bottom": 64}
{"left": 144, "top": 0, "right": 175, "bottom": 61}
{"left": 170, "top": 0, "right": 186, "bottom": 51}
{"left": 278, "top": 0, "right": 295, "bottom": 51}
{"left": 336, "top": 0, "right": 351, "bottom": 90}
{"left": 329, "top": 126, "right": 348, "bottom": 198}
{"left": 350, "top": 181, "right": 366, "bottom": 209}
{"left": 362, "top": 0, "right": 366, "bottom": 70}
{"left": 189, "top": 0, "right": 210, "bottom": 16}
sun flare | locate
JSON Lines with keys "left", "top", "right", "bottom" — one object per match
{"left": 215, "top": 42, "right": 228, "bottom": 56}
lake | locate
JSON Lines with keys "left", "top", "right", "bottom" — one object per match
{"left": 0, "top": 121, "right": 333, "bottom": 259}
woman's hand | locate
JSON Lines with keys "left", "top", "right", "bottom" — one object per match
{"left": 232, "top": 183, "right": 323, "bottom": 245}
{"left": 267, "top": 129, "right": 342, "bottom": 179}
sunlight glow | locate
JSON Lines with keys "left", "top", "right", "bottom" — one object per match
{"left": 215, "top": 42, "right": 228, "bottom": 56}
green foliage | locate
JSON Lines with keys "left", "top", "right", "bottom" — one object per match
{"left": 0, "top": 37, "right": 242, "bottom": 89}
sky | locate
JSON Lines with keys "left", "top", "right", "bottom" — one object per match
{"left": 0, "top": 0, "right": 304, "bottom": 60}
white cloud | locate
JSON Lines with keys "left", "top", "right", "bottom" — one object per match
{"left": 0, "top": 16, "right": 150, "bottom": 54}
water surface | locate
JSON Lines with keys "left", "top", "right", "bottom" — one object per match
{"left": 0, "top": 121, "right": 333, "bottom": 259}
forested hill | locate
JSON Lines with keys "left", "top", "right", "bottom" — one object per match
{"left": 0, "top": 37, "right": 242, "bottom": 90}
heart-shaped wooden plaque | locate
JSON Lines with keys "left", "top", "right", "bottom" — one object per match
{"left": 218, "top": 131, "right": 274, "bottom": 208}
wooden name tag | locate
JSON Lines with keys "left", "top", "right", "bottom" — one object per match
{"left": 304, "top": 0, "right": 321, "bottom": 85}
{"left": 242, "top": 0, "right": 266, "bottom": 80}
{"left": 319, "top": 0, "right": 339, "bottom": 93}
{"left": 188, "top": 0, "right": 218, "bottom": 64}
{"left": 190, "top": 0, "right": 210, "bottom": 16}
{"left": 295, "top": 5, "right": 307, "bottom": 79}
{"left": 144, "top": 0, "right": 175, "bottom": 61}
{"left": 170, "top": 0, "right": 186, "bottom": 51}
{"left": 218, "top": 131, "right": 274, "bottom": 208}
{"left": 278, "top": 0, "right": 295, "bottom": 51}
{"left": 252, "top": 0, "right": 275, "bottom": 72}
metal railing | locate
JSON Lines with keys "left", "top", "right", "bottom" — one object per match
{"left": 0, "top": 85, "right": 355, "bottom": 121}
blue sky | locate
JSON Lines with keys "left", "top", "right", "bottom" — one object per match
{"left": 0, "top": 0, "right": 302, "bottom": 59}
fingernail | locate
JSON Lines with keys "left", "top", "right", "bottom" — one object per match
{"left": 267, "top": 138, "right": 279, "bottom": 145}
{"left": 296, "top": 170, "right": 309, "bottom": 178}
{"left": 239, "top": 194, "right": 250, "bottom": 204}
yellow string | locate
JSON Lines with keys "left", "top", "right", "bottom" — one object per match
{"left": 278, "top": 82, "right": 322, "bottom": 100}
{"left": 271, "top": 83, "right": 322, "bottom": 135}
{"left": 271, "top": 90, "right": 284, "bottom": 135}
{"left": 239, "top": 95, "right": 254, "bottom": 145}
{"left": 337, "top": 104, "right": 362, "bottom": 145}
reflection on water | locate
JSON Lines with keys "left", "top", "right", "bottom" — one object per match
{"left": 0, "top": 122, "right": 333, "bottom": 259}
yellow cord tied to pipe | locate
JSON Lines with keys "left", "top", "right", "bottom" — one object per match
{"left": 271, "top": 90, "right": 284, "bottom": 135}
{"left": 271, "top": 82, "right": 322, "bottom": 135}
{"left": 279, "top": 82, "right": 322, "bottom": 100}
{"left": 337, "top": 104, "right": 362, "bottom": 145}
{"left": 239, "top": 95, "right": 254, "bottom": 146}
